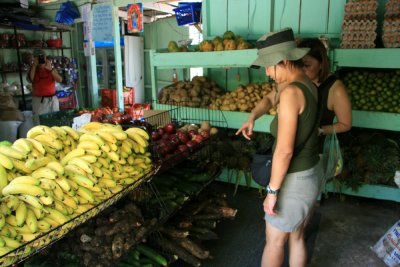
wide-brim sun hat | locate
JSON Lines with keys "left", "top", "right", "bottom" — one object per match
{"left": 250, "top": 28, "right": 310, "bottom": 69}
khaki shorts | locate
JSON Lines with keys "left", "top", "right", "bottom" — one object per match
{"left": 32, "top": 96, "right": 59, "bottom": 125}
{"left": 265, "top": 162, "right": 323, "bottom": 232}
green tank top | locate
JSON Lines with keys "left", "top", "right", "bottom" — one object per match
{"left": 270, "top": 81, "right": 319, "bottom": 173}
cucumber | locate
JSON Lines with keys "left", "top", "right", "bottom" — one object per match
{"left": 136, "top": 244, "right": 168, "bottom": 266}
{"left": 188, "top": 173, "right": 212, "bottom": 182}
{"left": 165, "top": 200, "right": 179, "bottom": 211}
{"left": 139, "top": 258, "right": 162, "bottom": 266}
{"left": 158, "top": 193, "right": 177, "bottom": 202}
{"left": 131, "top": 250, "right": 140, "bottom": 261}
{"left": 116, "top": 262, "right": 136, "bottom": 267}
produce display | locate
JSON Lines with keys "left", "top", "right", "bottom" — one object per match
{"left": 335, "top": 130, "right": 399, "bottom": 190}
{"left": 158, "top": 76, "right": 225, "bottom": 108}
{"left": 24, "top": 161, "right": 226, "bottom": 267}
{"left": 0, "top": 123, "right": 152, "bottom": 263}
{"left": 198, "top": 30, "right": 252, "bottom": 52}
{"left": 167, "top": 31, "right": 252, "bottom": 52}
{"left": 382, "top": 0, "right": 400, "bottom": 48}
{"left": 209, "top": 82, "right": 277, "bottom": 114}
{"left": 151, "top": 121, "right": 218, "bottom": 160}
{"left": 145, "top": 189, "right": 236, "bottom": 267}
{"left": 341, "top": 0, "right": 377, "bottom": 48}
{"left": 342, "top": 69, "right": 400, "bottom": 113}
{"left": 77, "top": 107, "right": 132, "bottom": 124}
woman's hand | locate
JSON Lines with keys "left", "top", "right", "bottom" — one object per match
{"left": 263, "top": 194, "right": 278, "bottom": 216}
{"left": 235, "top": 118, "right": 254, "bottom": 140}
{"left": 32, "top": 57, "right": 38, "bottom": 67}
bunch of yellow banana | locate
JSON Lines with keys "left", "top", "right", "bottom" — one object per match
{"left": 0, "top": 171, "right": 100, "bottom": 256}
{"left": 0, "top": 123, "right": 154, "bottom": 258}
{"left": 25, "top": 125, "right": 80, "bottom": 161}
{"left": 56, "top": 123, "right": 152, "bottom": 198}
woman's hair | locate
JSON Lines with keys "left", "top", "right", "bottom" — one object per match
{"left": 297, "top": 38, "right": 330, "bottom": 83}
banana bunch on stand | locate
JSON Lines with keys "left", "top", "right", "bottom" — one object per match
{"left": 0, "top": 123, "right": 152, "bottom": 262}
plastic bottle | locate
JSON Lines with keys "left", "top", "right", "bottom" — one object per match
{"left": 172, "top": 69, "right": 178, "bottom": 83}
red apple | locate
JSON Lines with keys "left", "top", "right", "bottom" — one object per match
{"left": 176, "top": 130, "right": 189, "bottom": 144}
{"left": 164, "top": 123, "right": 176, "bottom": 134}
{"left": 121, "top": 114, "right": 132, "bottom": 123}
{"left": 178, "top": 144, "right": 188, "bottom": 152}
{"left": 168, "top": 134, "right": 180, "bottom": 147}
{"left": 188, "top": 130, "right": 197, "bottom": 138}
{"left": 199, "top": 130, "right": 210, "bottom": 139}
{"left": 186, "top": 140, "right": 197, "bottom": 148}
{"left": 157, "top": 128, "right": 165, "bottom": 136}
{"left": 192, "top": 134, "right": 204, "bottom": 143}
{"left": 161, "top": 134, "right": 170, "bottom": 140}
{"left": 151, "top": 131, "right": 161, "bottom": 141}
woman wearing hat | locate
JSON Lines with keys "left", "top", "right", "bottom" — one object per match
{"left": 28, "top": 49, "right": 63, "bottom": 124}
{"left": 297, "top": 38, "right": 352, "bottom": 141}
{"left": 236, "top": 28, "right": 322, "bottom": 267}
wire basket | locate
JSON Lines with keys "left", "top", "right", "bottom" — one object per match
{"left": 38, "top": 110, "right": 77, "bottom": 127}
{"left": 0, "top": 167, "right": 156, "bottom": 267}
{"left": 145, "top": 101, "right": 227, "bottom": 173}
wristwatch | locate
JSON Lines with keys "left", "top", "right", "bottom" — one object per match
{"left": 266, "top": 185, "right": 280, "bottom": 196}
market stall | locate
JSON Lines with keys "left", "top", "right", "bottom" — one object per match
{"left": 0, "top": 0, "right": 399, "bottom": 266}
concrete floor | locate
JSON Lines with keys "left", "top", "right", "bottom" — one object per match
{"left": 201, "top": 183, "right": 400, "bottom": 267}
{"left": 310, "top": 194, "right": 400, "bottom": 267}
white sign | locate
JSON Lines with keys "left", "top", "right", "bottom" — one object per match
{"left": 83, "top": 40, "right": 95, "bottom": 57}
{"left": 92, "top": 4, "right": 113, "bottom": 42}
{"left": 81, "top": 3, "right": 91, "bottom": 21}
{"left": 20, "top": 0, "right": 28, "bottom": 8}
{"left": 72, "top": 113, "right": 92, "bottom": 131}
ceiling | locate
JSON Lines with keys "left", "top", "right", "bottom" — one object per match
{"left": 36, "top": 0, "right": 201, "bottom": 23}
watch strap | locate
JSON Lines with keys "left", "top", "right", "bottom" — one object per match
{"left": 266, "top": 185, "right": 280, "bottom": 195}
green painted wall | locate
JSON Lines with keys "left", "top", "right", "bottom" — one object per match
{"left": 143, "top": 17, "right": 189, "bottom": 101}
{"left": 203, "top": 0, "right": 350, "bottom": 91}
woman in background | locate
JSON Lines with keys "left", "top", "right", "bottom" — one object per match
{"left": 297, "top": 38, "right": 352, "bottom": 139}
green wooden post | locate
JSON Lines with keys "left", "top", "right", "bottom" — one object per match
{"left": 112, "top": 1, "right": 124, "bottom": 111}
{"left": 88, "top": 48, "right": 99, "bottom": 108}
{"left": 150, "top": 50, "right": 158, "bottom": 101}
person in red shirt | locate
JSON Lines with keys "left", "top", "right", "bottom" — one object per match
{"left": 28, "top": 49, "right": 62, "bottom": 124}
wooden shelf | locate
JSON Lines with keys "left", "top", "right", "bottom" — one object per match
{"left": 0, "top": 69, "right": 28, "bottom": 74}
{"left": 151, "top": 104, "right": 400, "bottom": 133}
{"left": 217, "top": 169, "right": 400, "bottom": 202}
{"left": 333, "top": 48, "right": 400, "bottom": 69}
{"left": 0, "top": 47, "right": 72, "bottom": 50}
{"left": 152, "top": 103, "right": 274, "bottom": 132}
{"left": 149, "top": 46, "right": 400, "bottom": 203}
{"left": 324, "top": 181, "right": 400, "bottom": 202}
{"left": 0, "top": 23, "right": 71, "bottom": 32}
{"left": 352, "top": 110, "right": 400, "bottom": 131}
{"left": 150, "top": 49, "right": 257, "bottom": 69}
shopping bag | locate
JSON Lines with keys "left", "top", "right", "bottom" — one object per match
{"left": 250, "top": 153, "right": 273, "bottom": 187}
{"left": 322, "top": 128, "right": 343, "bottom": 180}
{"left": 371, "top": 220, "right": 400, "bottom": 267}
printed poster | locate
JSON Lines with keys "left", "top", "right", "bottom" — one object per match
{"left": 92, "top": 4, "right": 113, "bottom": 41}
{"left": 127, "top": 3, "right": 143, "bottom": 33}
